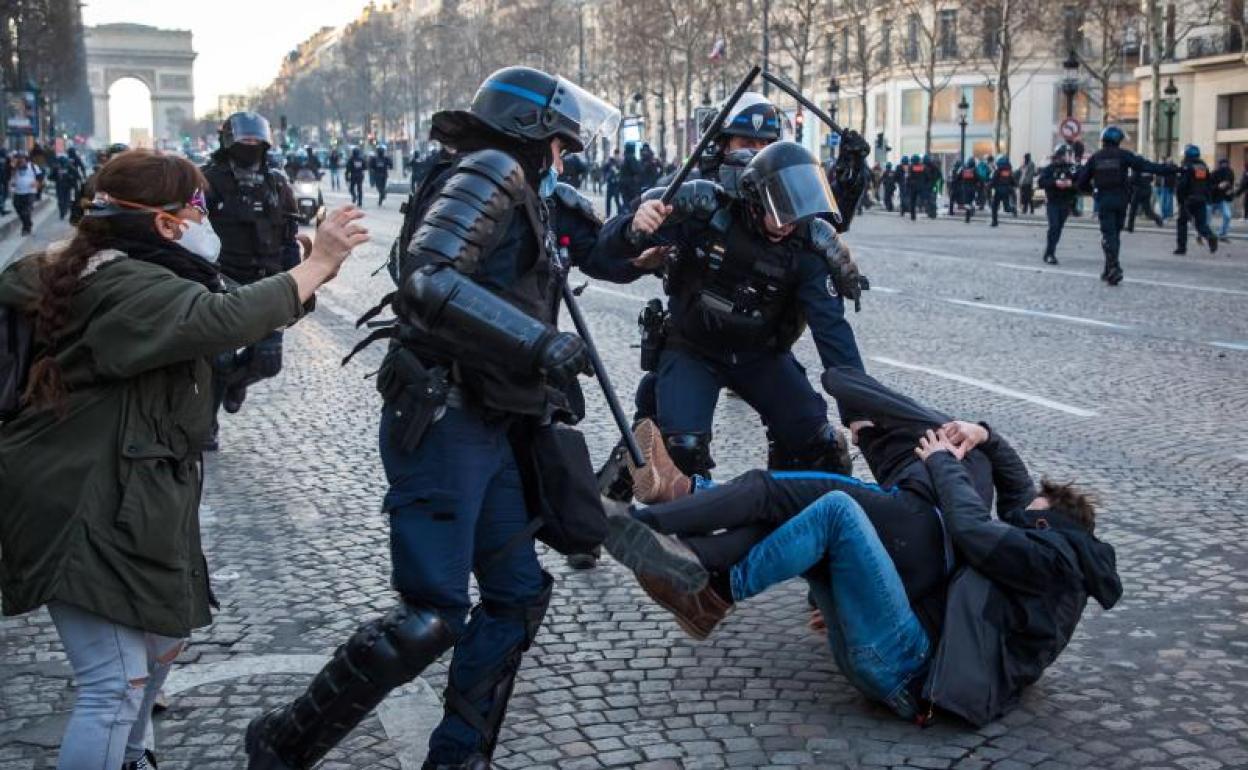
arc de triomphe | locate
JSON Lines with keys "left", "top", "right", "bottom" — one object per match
{"left": 85, "top": 23, "right": 196, "bottom": 147}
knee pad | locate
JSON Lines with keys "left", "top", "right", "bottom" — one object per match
{"left": 768, "top": 424, "right": 852, "bottom": 476}
{"left": 633, "top": 372, "right": 658, "bottom": 422}
{"left": 664, "top": 432, "right": 714, "bottom": 478}
{"left": 346, "top": 601, "right": 458, "bottom": 691}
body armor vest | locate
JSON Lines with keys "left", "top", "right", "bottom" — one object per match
{"left": 204, "top": 161, "right": 288, "bottom": 283}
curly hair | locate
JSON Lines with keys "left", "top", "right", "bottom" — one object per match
{"left": 1038, "top": 478, "right": 1099, "bottom": 534}
{"left": 23, "top": 149, "right": 208, "bottom": 411}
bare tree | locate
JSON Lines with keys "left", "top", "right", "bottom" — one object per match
{"left": 834, "top": 0, "right": 886, "bottom": 137}
{"left": 897, "top": 0, "right": 967, "bottom": 154}
{"left": 772, "top": 0, "right": 826, "bottom": 94}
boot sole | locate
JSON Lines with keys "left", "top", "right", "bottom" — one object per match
{"left": 605, "top": 515, "right": 708, "bottom": 593}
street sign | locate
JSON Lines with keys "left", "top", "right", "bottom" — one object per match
{"left": 826, "top": 131, "right": 841, "bottom": 147}
{"left": 1060, "top": 117, "right": 1082, "bottom": 141}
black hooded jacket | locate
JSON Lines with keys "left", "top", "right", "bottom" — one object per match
{"left": 919, "top": 445, "right": 1122, "bottom": 726}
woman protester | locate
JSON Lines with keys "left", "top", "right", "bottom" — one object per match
{"left": 0, "top": 149, "right": 367, "bottom": 770}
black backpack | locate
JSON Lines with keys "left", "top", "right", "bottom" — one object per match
{"left": 0, "top": 304, "right": 34, "bottom": 422}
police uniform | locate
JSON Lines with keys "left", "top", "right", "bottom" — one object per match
{"left": 246, "top": 66, "right": 617, "bottom": 770}
{"left": 1175, "top": 148, "right": 1217, "bottom": 254}
{"left": 882, "top": 164, "right": 897, "bottom": 211}
{"left": 346, "top": 150, "right": 367, "bottom": 206}
{"left": 958, "top": 159, "right": 979, "bottom": 222}
{"left": 370, "top": 148, "right": 392, "bottom": 205}
{"left": 1125, "top": 167, "right": 1161, "bottom": 232}
{"left": 1076, "top": 127, "right": 1174, "bottom": 285}
{"left": 592, "top": 146, "right": 864, "bottom": 482}
{"left": 906, "top": 156, "right": 932, "bottom": 220}
{"left": 1037, "top": 150, "right": 1079, "bottom": 264}
{"left": 988, "top": 157, "right": 1017, "bottom": 226}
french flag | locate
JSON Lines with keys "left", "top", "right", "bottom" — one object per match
{"left": 709, "top": 39, "right": 726, "bottom": 61}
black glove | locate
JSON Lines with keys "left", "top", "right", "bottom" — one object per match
{"left": 669, "top": 180, "right": 724, "bottom": 221}
{"left": 538, "top": 331, "right": 592, "bottom": 384}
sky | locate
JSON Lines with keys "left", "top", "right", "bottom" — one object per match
{"left": 83, "top": 0, "right": 372, "bottom": 141}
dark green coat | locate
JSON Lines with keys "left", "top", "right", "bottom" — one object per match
{"left": 0, "top": 248, "right": 302, "bottom": 637}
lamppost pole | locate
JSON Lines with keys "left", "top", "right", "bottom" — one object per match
{"left": 957, "top": 94, "right": 969, "bottom": 158}
{"left": 1061, "top": 49, "right": 1080, "bottom": 119}
{"left": 1162, "top": 78, "right": 1178, "bottom": 160}
{"left": 762, "top": 0, "right": 770, "bottom": 96}
{"left": 826, "top": 78, "right": 839, "bottom": 161}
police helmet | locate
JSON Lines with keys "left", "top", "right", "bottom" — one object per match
{"left": 923, "top": 154, "right": 934, "bottom": 164}
{"left": 1183, "top": 144, "right": 1200, "bottom": 160}
{"left": 719, "top": 92, "right": 786, "bottom": 142}
{"left": 884, "top": 162, "right": 892, "bottom": 170}
{"left": 432, "top": 66, "right": 620, "bottom": 154}
{"left": 220, "top": 112, "right": 272, "bottom": 150}
{"left": 966, "top": 156, "right": 977, "bottom": 166}
{"left": 739, "top": 141, "right": 839, "bottom": 226}
{"left": 1100, "top": 125, "right": 1125, "bottom": 146}
{"left": 996, "top": 154, "right": 1009, "bottom": 166}
{"left": 899, "top": 154, "right": 909, "bottom": 164}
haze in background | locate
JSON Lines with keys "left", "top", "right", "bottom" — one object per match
{"left": 83, "top": 0, "right": 371, "bottom": 141}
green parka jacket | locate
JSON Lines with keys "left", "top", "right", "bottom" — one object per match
{"left": 0, "top": 246, "right": 302, "bottom": 637}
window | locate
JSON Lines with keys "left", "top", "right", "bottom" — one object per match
{"left": 840, "top": 26, "right": 850, "bottom": 74}
{"left": 932, "top": 88, "right": 960, "bottom": 122}
{"left": 901, "top": 89, "right": 925, "bottom": 126}
{"left": 982, "top": 6, "right": 1001, "bottom": 59}
{"left": 875, "top": 92, "right": 888, "bottom": 128}
{"left": 906, "top": 14, "right": 920, "bottom": 62}
{"left": 1217, "top": 93, "right": 1248, "bottom": 129}
{"left": 880, "top": 21, "right": 893, "bottom": 66}
{"left": 939, "top": 10, "right": 958, "bottom": 59}
{"left": 1106, "top": 84, "right": 1140, "bottom": 122}
{"left": 973, "top": 86, "right": 995, "bottom": 123}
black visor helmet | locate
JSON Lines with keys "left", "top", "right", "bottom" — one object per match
{"left": 740, "top": 141, "right": 840, "bottom": 226}
{"left": 719, "top": 93, "right": 787, "bottom": 142}
{"left": 220, "top": 112, "right": 272, "bottom": 150}
{"left": 432, "top": 67, "right": 620, "bottom": 154}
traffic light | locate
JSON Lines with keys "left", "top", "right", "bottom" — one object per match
{"left": 795, "top": 109, "right": 805, "bottom": 142}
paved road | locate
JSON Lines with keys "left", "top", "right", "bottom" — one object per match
{"left": 2, "top": 188, "right": 1246, "bottom": 770}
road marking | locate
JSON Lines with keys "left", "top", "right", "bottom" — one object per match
{"left": 1211, "top": 341, "right": 1248, "bottom": 351}
{"left": 164, "top": 653, "right": 440, "bottom": 770}
{"left": 942, "top": 298, "right": 1133, "bottom": 330}
{"left": 869, "top": 356, "right": 1098, "bottom": 417}
{"left": 992, "top": 261, "right": 1248, "bottom": 297}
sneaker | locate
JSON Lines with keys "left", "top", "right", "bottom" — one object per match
{"left": 636, "top": 573, "right": 733, "bottom": 641}
{"left": 630, "top": 419, "right": 691, "bottom": 504}
{"left": 121, "top": 749, "right": 158, "bottom": 770}
{"left": 604, "top": 511, "right": 708, "bottom": 593}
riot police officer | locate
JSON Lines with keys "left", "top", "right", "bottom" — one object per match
{"left": 201, "top": 112, "right": 301, "bottom": 445}
{"left": 988, "top": 155, "right": 1017, "bottom": 227}
{"left": 1125, "top": 166, "right": 1163, "bottom": 232}
{"left": 1037, "top": 144, "right": 1079, "bottom": 264}
{"left": 245, "top": 66, "right": 618, "bottom": 770}
{"left": 590, "top": 141, "right": 865, "bottom": 487}
{"left": 896, "top": 155, "right": 910, "bottom": 216}
{"left": 906, "top": 154, "right": 932, "bottom": 220}
{"left": 370, "top": 144, "right": 393, "bottom": 206}
{"left": 947, "top": 160, "right": 961, "bottom": 216}
{"left": 1174, "top": 144, "right": 1218, "bottom": 255}
{"left": 345, "top": 146, "right": 367, "bottom": 206}
{"left": 1076, "top": 126, "right": 1175, "bottom": 285}
{"left": 958, "top": 156, "right": 979, "bottom": 223}
{"left": 48, "top": 151, "right": 83, "bottom": 220}
{"left": 881, "top": 162, "right": 897, "bottom": 211}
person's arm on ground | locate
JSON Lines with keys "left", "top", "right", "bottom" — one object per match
{"left": 942, "top": 421, "right": 1036, "bottom": 515}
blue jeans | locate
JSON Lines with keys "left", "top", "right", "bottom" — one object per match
{"left": 729, "top": 492, "right": 930, "bottom": 720}
{"left": 1209, "top": 200, "right": 1233, "bottom": 237}
{"left": 381, "top": 405, "right": 546, "bottom": 762}
{"left": 1158, "top": 187, "right": 1174, "bottom": 220}
{"left": 47, "top": 602, "right": 185, "bottom": 769}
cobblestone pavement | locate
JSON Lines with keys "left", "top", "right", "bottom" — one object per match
{"left": 2, "top": 189, "right": 1247, "bottom": 770}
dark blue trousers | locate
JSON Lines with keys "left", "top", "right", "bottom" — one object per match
{"left": 653, "top": 348, "right": 830, "bottom": 462}
{"left": 381, "top": 406, "right": 545, "bottom": 763}
{"left": 1044, "top": 201, "right": 1070, "bottom": 256}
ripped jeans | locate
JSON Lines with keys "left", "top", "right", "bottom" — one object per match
{"left": 48, "top": 602, "right": 186, "bottom": 769}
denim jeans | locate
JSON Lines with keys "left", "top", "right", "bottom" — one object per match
{"left": 1158, "top": 187, "right": 1174, "bottom": 220}
{"left": 1209, "top": 200, "right": 1233, "bottom": 237}
{"left": 47, "top": 602, "right": 185, "bottom": 769}
{"left": 729, "top": 491, "right": 930, "bottom": 720}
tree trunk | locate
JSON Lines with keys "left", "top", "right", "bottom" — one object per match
{"left": 923, "top": 52, "right": 936, "bottom": 155}
{"left": 1147, "top": 0, "right": 1165, "bottom": 158}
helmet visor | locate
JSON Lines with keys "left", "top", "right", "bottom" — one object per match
{"left": 553, "top": 77, "right": 621, "bottom": 151}
{"left": 758, "top": 163, "right": 839, "bottom": 226}
{"left": 229, "top": 113, "right": 272, "bottom": 145}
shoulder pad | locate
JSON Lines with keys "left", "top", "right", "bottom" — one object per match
{"left": 640, "top": 186, "right": 667, "bottom": 204}
{"left": 553, "top": 182, "right": 601, "bottom": 226}
{"left": 806, "top": 216, "right": 839, "bottom": 255}
{"left": 457, "top": 149, "right": 527, "bottom": 190}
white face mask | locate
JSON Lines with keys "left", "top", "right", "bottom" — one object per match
{"left": 177, "top": 218, "right": 222, "bottom": 263}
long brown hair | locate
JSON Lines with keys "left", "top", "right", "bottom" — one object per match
{"left": 23, "top": 149, "right": 208, "bottom": 409}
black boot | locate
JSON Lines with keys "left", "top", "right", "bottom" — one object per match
{"left": 246, "top": 603, "right": 457, "bottom": 770}
{"left": 596, "top": 440, "right": 634, "bottom": 503}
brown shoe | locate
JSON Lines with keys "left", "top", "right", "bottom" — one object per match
{"left": 637, "top": 572, "right": 733, "bottom": 641}
{"left": 629, "top": 418, "right": 692, "bottom": 504}
{"left": 604, "top": 511, "right": 709, "bottom": 593}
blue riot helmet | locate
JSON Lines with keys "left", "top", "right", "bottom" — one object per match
{"left": 1183, "top": 144, "right": 1200, "bottom": 160}
{"left": 923, "top": 153, "right": 934, "bottom": 164}
{"left": 898, "top": 154, "right": 909, "bottom": 165}
{"left": 966, "top": 156, "right": 976, "bottom": 166}
{"left": 220, "top": 112, "right": 272, "bottom": 150}
{"left": 431, "top": 66, "right": 620, "bottom": 154}
{"left": 884, "top": 162, "right": 893, "bottom": 171}
{"left": 1100, "top": 125, "right": 1125, "bottom": 146}
{"left": 997, "top": 154, "right": 1009, "bottom": 166}
{"left": 719, "top": 92, "right": 787, "bottom": 143}
{"left": 739, "top": 141, "right": 839, "bottom": 226}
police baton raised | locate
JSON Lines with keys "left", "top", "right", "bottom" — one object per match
{"left": 561, "top": 283, "right": 646, "bottom": 468}
{"left": 761, "top": 71, "right": 843, "bottom": 135}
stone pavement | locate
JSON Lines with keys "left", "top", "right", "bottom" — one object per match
{"left": 2, "top": 188, "right": 1247, "bottom": 770}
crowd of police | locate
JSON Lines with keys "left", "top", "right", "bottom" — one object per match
{"left": 0, "top": 61, "right": 1170, "bottom": 770}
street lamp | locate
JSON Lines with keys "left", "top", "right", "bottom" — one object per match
{"left": 827, "top": 78, "right": 840, "bottom": 124}
{"left": 1061, "top": 49, "right": 1081, "bottom": 118}
{"left": 1162, "top": 78, "right": 1179, "bottom": 160}
{"left": 957, "top": 94, "right": 969, "bottom": 158}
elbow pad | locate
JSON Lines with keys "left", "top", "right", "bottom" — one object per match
{"left": 403, "top": 265, "right": 552, "bottom": 372}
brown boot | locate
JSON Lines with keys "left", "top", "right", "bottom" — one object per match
{"left": 629, "top": 418, "right": 692, "bottom": 504}
{"left": 637, "top": 573, "right": 733, "bottom": 641}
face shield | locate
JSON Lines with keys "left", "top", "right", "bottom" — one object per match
{"left": 756, "top": 162, "right": 839, "bottom": 226}
{"left": 228, "top": 113, "right": 272, "bottom": 146}
{"left": 549, "top": 77, "right": 621, "bottom": 153}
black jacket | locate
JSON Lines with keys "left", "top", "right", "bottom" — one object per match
{"left": 1210, "top": 166, "right": 1235, "bottom": 203}
{"left": 919, "top": 444, "right": 1122, "bottom": 726}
